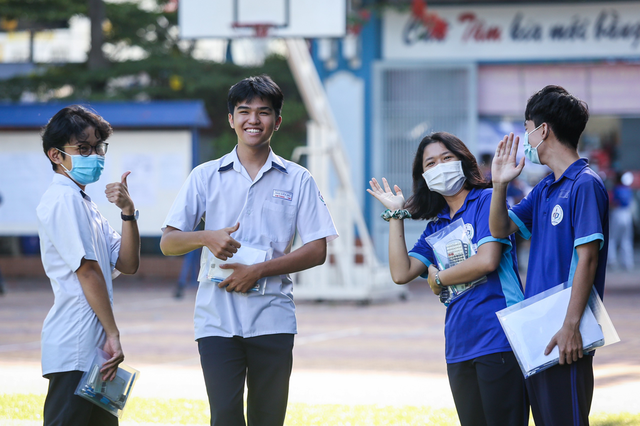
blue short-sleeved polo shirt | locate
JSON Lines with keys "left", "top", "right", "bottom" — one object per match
{"left": 509, "top": 159, "right": 609, "bottom": 299}
{"left": 409, "top": 188, "right": 524, "bottom": 363}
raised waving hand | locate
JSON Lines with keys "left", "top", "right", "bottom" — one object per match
{"left": 366, "top": 177, "right": 406, "bottom": 211}
{"left": 492, "top": 133, "right": 525, "bottom": 185}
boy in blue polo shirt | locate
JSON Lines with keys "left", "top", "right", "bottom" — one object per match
{"left": 490, "top": 85, "right": 609, "bottom": 426}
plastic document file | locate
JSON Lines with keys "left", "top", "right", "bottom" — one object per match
{"left": 496, "top": 282, "right": 620, "bottom": 378}
{"left": 75, "top": 348, "right": 139, "bottom": 418}
{"left": 425, "top": 218, "right": 487, "bottom": 306}
{"left": 206, "top": 245, "right": 271, "bottom": 295}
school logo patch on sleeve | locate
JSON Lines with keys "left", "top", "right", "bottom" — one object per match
{"left": 551, "top": 205, "right": 564, "bottom": 226}
{"left": 464, "top": 223, "right": 475, "bottom": 240}
{"left": 273, "top": 190, "right": 293, "bottom": 201}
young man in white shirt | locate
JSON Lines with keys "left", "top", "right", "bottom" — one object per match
{"left": 161, "top": 75, "right": 338, "bottom": 426}
{"left": 37, "top": 105, "right": 140, "bottom": 426}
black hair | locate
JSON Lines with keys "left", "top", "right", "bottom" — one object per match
{"left": 525, "top": 85, "right": 589, "bottom": 149}
{"left": 404, "top": 132, "right": 490, "bottom": 220}
{"left": 42, "top": 105, "right": 113, "bottom": 171}
{"left": 227, "top": 75, "right": 284, "bottom": 117}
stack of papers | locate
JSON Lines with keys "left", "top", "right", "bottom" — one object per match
{"left": 497, "top": 283, "right": 619, "bottom": 378}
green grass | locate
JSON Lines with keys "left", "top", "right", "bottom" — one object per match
{"left": 2, "top": 393, "right": 640, "bottom": 426}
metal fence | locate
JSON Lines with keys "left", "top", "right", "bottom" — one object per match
{"left": 372, "top": 62, "right": 478, "bottom": 262}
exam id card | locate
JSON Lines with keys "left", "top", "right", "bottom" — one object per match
{"left": 207, "top": 245, "right": 270, "bottom": 294}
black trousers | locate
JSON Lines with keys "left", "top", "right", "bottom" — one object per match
{"left": 198, "top": 333, "right": 295, "bottom": 426}
{"left": 526, "top": 355, "right": 594, "bottom": 426}
{"left": 43, "top": 370, "right": 118, "bottom": 426}
{"left": 447, "top": 351, "right": 529, "bottom": 426}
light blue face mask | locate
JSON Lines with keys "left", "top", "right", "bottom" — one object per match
{"left": 57, "top": 149, "right": 105, "bottom": 185}
{"left": 523, "top": 123, "right": 544, "bottom": 165}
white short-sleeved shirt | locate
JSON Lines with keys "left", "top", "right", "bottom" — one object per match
{"left": 37, "top": 174, "right": 121, "bottom": 376}
{"left": 163, "top": 147, "right": 338, "bottom": 339}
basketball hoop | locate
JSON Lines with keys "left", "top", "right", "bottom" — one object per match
{"left": 232, "top": 23, "right": 275, "bottom": 38}
{"left": 232, "top": 0, "right": 289, "bottom": 38}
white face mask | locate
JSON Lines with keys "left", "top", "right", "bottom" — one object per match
{"left": 422, "top": 160, "right": 467, "bottom": 197}
{"left": 523, "top": 123, "right": 544, "bottom": 165}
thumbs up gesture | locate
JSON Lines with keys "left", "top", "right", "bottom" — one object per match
{"left": 106, "top": 171, "right": 135, "bottom": 213}
{"left": 203, "top": 222, "right": 242, "bottom": 261}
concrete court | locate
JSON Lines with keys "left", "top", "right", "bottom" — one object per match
{"left": 1, "top": 265, "right": 639, "bottom": 422}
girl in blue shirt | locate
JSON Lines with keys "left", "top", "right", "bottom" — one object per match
{"left": 368, "top": 132, "right": 528, "bottom": 426}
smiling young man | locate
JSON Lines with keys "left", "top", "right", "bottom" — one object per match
{"left": 37, "top": 105, "right": 140, "bottom": 426}
{"left": 160, "top": 75, "right": 338, "bottom": 426}
{"left": 490, "top": 86, "right": 609, "bottom": 426}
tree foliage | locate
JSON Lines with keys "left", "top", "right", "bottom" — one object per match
{"left": 0, "top": 0, "right": 308, "bottom": 161}
{"left": 0, "top": 0, "right": 86, "bottom": 25}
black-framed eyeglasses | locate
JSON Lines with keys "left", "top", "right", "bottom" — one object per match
{"left": 61, "top": 142, "right": 109, "bottom": 157}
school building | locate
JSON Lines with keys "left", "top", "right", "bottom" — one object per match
{"left": 312, "top": 0, "right": 640, "bottom": 258}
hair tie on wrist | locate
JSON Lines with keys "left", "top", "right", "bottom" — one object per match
{"left": 381, "top": 209, "right": 412, "bottom": 222}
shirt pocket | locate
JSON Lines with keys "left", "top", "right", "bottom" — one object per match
{"left": 261, "top": 201, "right": 296, "bottom": 242}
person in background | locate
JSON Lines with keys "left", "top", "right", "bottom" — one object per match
{"left": 609, "top": 171, "right": 635, "bottom": 271}
{"left": 0, "top": 194, "right": 4, "bottom": 295}
{"left": 0, "top": 264, "right": 5, "bottom": 295}
{"left": 173, "top": 248, "right": 201, "bottom": 299}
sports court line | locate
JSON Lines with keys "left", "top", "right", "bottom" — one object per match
{"left": 0, "top": 341, "right": 40, "bottom": 352}
{"left": 113, "top": 297, "right": 178, "bottom": 312}
{"left": 295, "top": 328, "right": 362, "bottom": 346}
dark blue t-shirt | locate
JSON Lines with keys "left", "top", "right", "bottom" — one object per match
{"left": 613, "top": 184, "right": 632, "bottom": 208}
{"left": 509, "top": 159, "right": 609, "bottom": 299}
{"left": 409, "top": 188, "right": 524, "bottom": 363}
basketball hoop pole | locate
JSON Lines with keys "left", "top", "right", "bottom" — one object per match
{"left": 286, "top": 38, "right": 406, "bottom": 302}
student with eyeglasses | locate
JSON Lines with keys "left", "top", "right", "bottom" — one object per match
{"left": 37, "top": 105, "right": 141, "bottom": 426}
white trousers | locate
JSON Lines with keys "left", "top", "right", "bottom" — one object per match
{"left": 608, "top": 207, "right": 634, "bottom": 271}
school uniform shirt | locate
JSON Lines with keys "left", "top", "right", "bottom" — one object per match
{"left": 163, "top": 147, "right": 338, "bottom": 340}
{"left": 509, "top": 159, "right": 609, "bottom": 299}
{"left": 37, "top": 174, "right": 121, "bottom": 376}
{"left": 409, "top": 188, "right": 524, "bottom": 363}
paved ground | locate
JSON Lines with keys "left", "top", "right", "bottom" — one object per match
{"left": 1, "top": 259, "right": 640, "bottom": 419}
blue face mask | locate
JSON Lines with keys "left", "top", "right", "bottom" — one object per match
{"left": 523, "top": 123, "right": 544, "bottom": 165}
{"left": 57, "top": 150, "right": 105, "bottom": 185}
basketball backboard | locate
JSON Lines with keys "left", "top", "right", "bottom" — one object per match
{"left": 179, "top": 0, "right": 347, "bottom": 39}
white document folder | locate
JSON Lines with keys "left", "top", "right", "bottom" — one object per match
{"left": 496, "top": 282, "right": 619, "bottom": 378}
{"left": 206, "top": 245, "right": 271, "bottom": 294}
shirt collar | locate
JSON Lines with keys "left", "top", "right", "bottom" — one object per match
{"left": 555, "top": 158, "right": 589, "bottom": 183}
{"left": 218, "top": 146, "right": 288, "bottom": 174}
{"left": 436, "top": 187, "right": 482, "bottom": 219}
{"left": 269, "top": 150, "right": 288, "bottom": 174}
{"left": 52, "top": 173, "right": 90, "bottom": 200}
{"left": 218, "top": 148, "right": 237, "bottom": 172}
